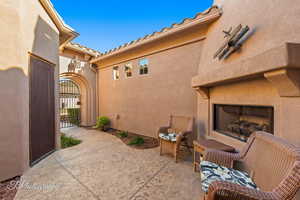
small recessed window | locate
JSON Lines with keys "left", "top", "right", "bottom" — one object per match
{"left": 124, "top": 63, "right": 133, "bottom": 78}
{"left": 113, "top": 66, "right": 120, "bottom": 80}
{"left": 139, "top": 58, "right": 149, "bottom": 75}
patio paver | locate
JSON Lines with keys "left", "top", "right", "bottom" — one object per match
{"left": 15, "top": 127, "right": 202, "bottom": 200}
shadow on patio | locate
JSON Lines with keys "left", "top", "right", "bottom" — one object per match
{"left": 15, "top": 127, "right": 202, "bottom": 200}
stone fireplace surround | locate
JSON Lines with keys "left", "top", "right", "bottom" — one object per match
{"left": 192, "top": 43, "right": 300, "bottom": 149}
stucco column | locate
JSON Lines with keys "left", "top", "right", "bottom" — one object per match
{"left": 195, "top": 87, "right": 210, "bottom": 139}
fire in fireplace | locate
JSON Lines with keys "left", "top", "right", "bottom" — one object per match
{"left": 213, "top": 104, "right": 274, "bottom": 142}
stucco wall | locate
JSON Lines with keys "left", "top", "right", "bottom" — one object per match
{"left": 97, "top": 25, "right": 207, "bottom": 68}
{"left": 0, "top": 0, "right": 59, "bottom": 181}
{"left": 194, "top": 0, "right": 300, "bottom": 151}
{"left": 192, "top": 12, "right": 300, "bottom": 200}
{"left": 98, "top": 41, "right": 203, "bottom": 138}
{"left": 200, "top": 0, "right": 300, "bottom": 75}
{"left": 195, "top": 3, "right": 300, "bottom": 196}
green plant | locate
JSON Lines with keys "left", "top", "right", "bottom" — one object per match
{"left": 61, "top": 133, "right": 81, "bottom": 149}
{"left": 118, "top": 131, "right": 128, "bottom": 138}
{"left": 67, "top": 108, "right": 80, "bottom": 126}
{"left": 94, "top": 116, "right": 110, "bottom": 129}
{"left": 128, "top": 136, "right": 144, "bottom": 145}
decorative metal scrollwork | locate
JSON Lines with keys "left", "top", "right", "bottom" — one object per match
{"left": 68, "top": 59, "right": 81, "bottom": 72}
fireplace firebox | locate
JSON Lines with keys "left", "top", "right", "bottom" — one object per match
{"left": 213, "top": 104, "right": 274, "bottom": 142}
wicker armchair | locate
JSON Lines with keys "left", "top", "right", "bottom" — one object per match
{"left": 201, "top": 131, "right": 300, "bottom": 200}
{"left": 157, "top": 115, "right": 193, "bottom": 162}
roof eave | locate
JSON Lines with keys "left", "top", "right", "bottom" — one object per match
{"left": 63, "top": 43, "right": 100, "bottom": 57}
{"left": 91, "top": 6, "right": 222, "bottom": 64}
{"left": 39, "top": 0, "right": 79, "bottom": 47}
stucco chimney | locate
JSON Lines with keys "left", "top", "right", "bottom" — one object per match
{"left": 213, "top": 0, "right": 225, "bottom": 7}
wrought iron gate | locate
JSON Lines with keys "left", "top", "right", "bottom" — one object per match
{"left": 59, "top": 79, "right": 81, "bottom": 128}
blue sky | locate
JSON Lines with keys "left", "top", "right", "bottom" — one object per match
{"left": 52, "top": 0, "right": 213, "bottom": 52}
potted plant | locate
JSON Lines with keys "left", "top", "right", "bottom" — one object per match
{"left": 94, "top": 116, "right": 110, "bottom": 131}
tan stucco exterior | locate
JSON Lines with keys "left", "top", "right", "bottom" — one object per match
{"left": 59, "top": 46, "right": 98, "bottom": 126}
{"left": 95, "top": 26, "right": 207, "bottom": 68}
{"left": 93, "top": 8, "right": 221, "bottom": 138}
{"left": 1, "top": 1, "right": 299, "bottom": 196}
{"left": 192, "top": 0, "right": 300, "bottom": 150}
{"left": 97, "top": 39, "right": 204, "bottom": 138}
{"left": 93, "top": 0, "right": 300, "bottom": 150}
{"left": 0, "top": 0, "right": 76, "bottom": 181}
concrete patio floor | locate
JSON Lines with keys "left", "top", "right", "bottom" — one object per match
{"left": 15, "top": 127, "right": 203, "bottom": 200}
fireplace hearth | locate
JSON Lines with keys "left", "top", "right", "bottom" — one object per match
{"left": 213, "top": 104, "right": 274, "bottom": 142}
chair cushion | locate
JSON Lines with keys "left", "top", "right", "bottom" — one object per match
{"left": 159, "top": 133, "right": 177, "bottom": 142}
{"left": 200, "top": 161, "right": 259, "bottom": 193}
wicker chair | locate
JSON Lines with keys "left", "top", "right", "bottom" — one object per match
{"left": 157, "top": 115, "right": 193, "bottom": 162}
{"left": 201, "top": 131, "right": 300, "bottom": 200}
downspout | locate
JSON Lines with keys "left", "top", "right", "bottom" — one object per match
{"left": 95, "top": 67, "right": 99, "bottom": 118}
{"left": 90, "top": 60, "right": 99, "bottom": 119}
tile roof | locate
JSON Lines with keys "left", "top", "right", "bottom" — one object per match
{"left": 92, "top": 5, "right": 222, "bottom": 62}
{"left": 65, "top": 42, "right": 102, "bottom": 57}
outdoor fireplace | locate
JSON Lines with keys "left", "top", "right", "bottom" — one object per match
{"left": 213, "top": 104, "right": 274, "bottom": 142}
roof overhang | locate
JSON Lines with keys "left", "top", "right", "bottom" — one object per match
{"left": 62, "top": 43, "right": 101, "bottom": 57}
{"left": 192, "top": 43, "right": 300, "bottom": 97}
{"left": 91, "top": 6, "right": 222, "bottom": 64}
{"left": 39, "top": 0, "right": 79, "bottom": 47}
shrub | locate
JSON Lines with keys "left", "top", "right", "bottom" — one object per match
{"left": 128, "top": 136, "right": 144, "bottom": 145}
{"left": 61, "top": 133, "right": 81, "bottom": 149}
{"left": 67, "top": 108, "right": 80, "bottom": 126}
{"left": 118, "top": 131, "right": 128, "bottom": 138}
{"left": 94, "top": 116, "right": 110, "bottom": 130}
